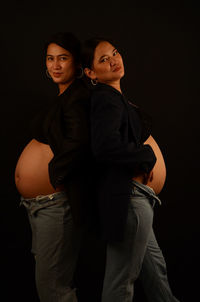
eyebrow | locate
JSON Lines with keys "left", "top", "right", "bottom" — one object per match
{"left": 46, "top": 54, "right": 70, "bottom": 57}
{"left": 99, "top": 48, "right": 117, "bottom": 61}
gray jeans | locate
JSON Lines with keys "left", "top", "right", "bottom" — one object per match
{"left": 101, "top": 180, "right": 180, "bottom": 302}
{"left": 20, "top": 191, "right": 83, "bottom": 302}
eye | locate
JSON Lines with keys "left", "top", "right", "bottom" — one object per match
{"left": 100, "top": 57, "right": 108, "bottom": 63}
{"left": 47, "top": 56, "right": 53, "bottom": 61}
{"left": 113, "top": 49, "right": 118, "bottom": 56}
{"left": 60, "top": 56, "right": 68, "bottom": 61}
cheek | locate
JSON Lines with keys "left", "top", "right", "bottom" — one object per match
{"left": 97, "top": 65, "right": 110, "bottom": 76}
{"left": 118, "top": 56, "right": 123, "bottom": 65}
{"left": 63, "top": 62, "right": 76, "bottom": 74}
{"left": 63, "top": 65, "right": 76, "bottom": 80}
{"left": 46, "top": 61, "right": 51, "bottom": 70}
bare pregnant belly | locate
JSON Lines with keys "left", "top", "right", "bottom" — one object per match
{"left": 134, "top": 135, "right": 166, "bottom": 194}
{"left": 15, "top": 139, "right": 58, "bottom": 198}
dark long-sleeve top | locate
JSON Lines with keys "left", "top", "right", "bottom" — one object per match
{"left": 90, "top": 83, "right": 156, "bottom": 241}
{"left": 30, "top": 79, "right": 92, "bottom": 225}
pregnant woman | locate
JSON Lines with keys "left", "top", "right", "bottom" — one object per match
{"left": 82, "top": 37, "right": 180, "bottom": 302}
{"left": 15, "top": 32, "right": 91, "bottom": 302}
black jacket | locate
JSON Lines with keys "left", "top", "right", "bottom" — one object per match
{"left": 90, "top": 83, "right": 156, "bottom": 241}
{"left": 31, "top": 79, "right": 93, "bottom": 225}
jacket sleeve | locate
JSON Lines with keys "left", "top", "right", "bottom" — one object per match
{"left": 49, "top": 95, "right": 90, "bottom": 188}
{"left": 91, "top": 91, "right": 156, "bottom": 173}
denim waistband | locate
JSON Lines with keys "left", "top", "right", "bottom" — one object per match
{"left": 20, "top": 191, "right": 68, "bottom": 215}
{"left": 132, "top": 180, "right": 162, "bottom": 205}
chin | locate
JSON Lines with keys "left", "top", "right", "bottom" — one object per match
{"left": 52, "top": 78, "right": 62, "bottom": 84}
{"left": 113, "top": 74, "right": 124, "bottom": 81}
{"left": 119, "top": 69, "right": 125, "bottom": 78}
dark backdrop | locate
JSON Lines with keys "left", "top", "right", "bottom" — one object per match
{"left": 1, "top": 1, "right": 199, "bottom": 301}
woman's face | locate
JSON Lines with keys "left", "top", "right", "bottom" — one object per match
{"left": 87, "top": 41, "right": 124, "bottom": 84}
{"left": 46, "top": 43, "right": 76, "bottom": 87}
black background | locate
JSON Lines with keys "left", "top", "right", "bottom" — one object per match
{"left": 1, "top": 1, "right": 199, "bottom": 301}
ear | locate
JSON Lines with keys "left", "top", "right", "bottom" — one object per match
{"left": 84, "top": 67, "right": 96, "bottom": 80}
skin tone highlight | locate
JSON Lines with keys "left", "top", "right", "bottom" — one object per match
{"left": 84, "top": 41, "right": 124, "bottom": 93}
{"left": 46, "top": 43, "right": 76, "bottom": 94}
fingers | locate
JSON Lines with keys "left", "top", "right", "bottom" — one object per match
{"left": 143, "top": 170, "right": 153, "bottom": 184}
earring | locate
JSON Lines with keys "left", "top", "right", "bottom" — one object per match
{"left": 76, "top": 67, "right": 84, "bottom": 79}
{"left": 46, "top": 69, "right": 51, "bottom": 79}
{"left": 91, "top": 79, "right": 97, "bottom": 86}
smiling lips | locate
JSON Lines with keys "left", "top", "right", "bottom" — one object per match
{"left": 112, "top": 66, "right": 121, "bottom": 72}
{"left": 53, "top": 72, "right": 62, "bottom": 77}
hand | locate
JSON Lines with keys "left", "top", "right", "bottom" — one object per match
{"left": 143, "top": 170, "right": 153, "bottom": 185}
{"left": 132, "top": 169, "right": 154, "bottom": 185}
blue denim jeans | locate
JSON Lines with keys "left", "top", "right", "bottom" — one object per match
{"left": 20, "top": 191, "right": 83, "bottom": 302}
{"left": 101, "top": 180, "right": 180, "bottom": 302}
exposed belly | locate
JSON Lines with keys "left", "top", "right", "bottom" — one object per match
{"left": 133, "top": 135, "right": 166, "bottom": 194}
{"left": 15, "top": 136, "right": 166, "bottom": 198}
{"left": 15, "top": 139, "right": 58, "bottom": 198}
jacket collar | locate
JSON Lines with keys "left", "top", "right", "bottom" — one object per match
{"left": 94, "top": 82, "right": 122, "bottom": 96}
{"left": 58, "top": 78, "right": 88, "bottom": 99}
{"left": 94, "top": 82, "right": 138, "bottom": 141}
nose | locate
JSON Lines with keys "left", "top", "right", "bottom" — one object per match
{"left": 110, "top": 57, "right": 116, "bottom": 66}
{"left": 53, "top": 58, "right": 61, "bottom": 69}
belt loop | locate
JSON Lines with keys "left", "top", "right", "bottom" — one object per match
{"left": 48, "top": 194, "right": 54, "bottom": 200}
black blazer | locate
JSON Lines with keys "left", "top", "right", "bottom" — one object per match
{"left": 90, "top": 83, "right": 156, "bottom": 241}
{"left": 31, "top": 79, "right": 93, "bottom": 226}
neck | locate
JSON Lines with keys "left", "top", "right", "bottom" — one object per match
{"left": 58, "top": 79, "right": 74, "bottom": 95}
